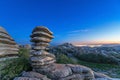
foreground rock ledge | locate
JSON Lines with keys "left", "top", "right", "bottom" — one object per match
{"left": 14, "top": 63, "right": 111, "bottom": 80}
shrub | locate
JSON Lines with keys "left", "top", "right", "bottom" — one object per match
{"left": 0, "top": 48, "right": 32, "bottom": 80}
{"left": 56, "top": 54, "right": 76, "bottom": 64}
{"left": 76, "top": 53, "right": 119, "bottom": 65}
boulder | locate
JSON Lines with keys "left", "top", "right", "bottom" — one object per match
{"left": 48, "top": 64, "right": 72, "bottom": 79}
{"left": 34, "top": 63, "right": 94, "bottom": 80}
{"left": 66, "top": 64, "right": 94, "bottom": 80}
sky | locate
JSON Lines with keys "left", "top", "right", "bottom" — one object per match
{"left": 0, "top": 0, "right": 120, "bottom": 45}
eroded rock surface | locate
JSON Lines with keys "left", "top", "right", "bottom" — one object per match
{"left": 14, "top": 26, "right": 112, "bottom": 80}
{"left": 30, "top": 26, "right": 56, "bottom": 71}
{"left": 14, "top": 71, "right": 51, "bottom": 80}
{"left": 0, "top": 26, "right": 19, "bottom": 61}
{"left": 14, "top": 64, "right": 112, "bottom": 80}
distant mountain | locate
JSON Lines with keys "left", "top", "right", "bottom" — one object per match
{"left": 49, "top": 43, "right": 120, "bottom": 65}
{"left": 101, "top": 44, "right": 120, "bottom": 47}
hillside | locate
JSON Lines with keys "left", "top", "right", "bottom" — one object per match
{"left": 49, "top": 43, "right": 120, "bottom": 65}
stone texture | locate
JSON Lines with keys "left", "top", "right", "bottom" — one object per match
{"left": 48, "top": 64, "right": 72, "bottom": 79}
{"left": 0, "top": 26, "right": 19, "bottom": 61}
{"left": 66, "top": 64, "right": 94, "bottom": 80}
{"left": 94, "top": 72, "right": 111, "bottom": 79}
{"left": 13, "top": 71, "right": 51, "bottom": 80}
{"left": 93, "top": 78, "right": 112, "bottom": 80}
{"left": 14, "top": 77, "right": 41, "bottom": 80}
{"left": 59, "top": 74, "right": 84, "bottom": 80}
{"left": 34, "top": 63, "right": 94, "bottom": 80}
{"left": 30, "top": 26, "right": 56, "bottom": 71}
{"left": 32, "top": 26, "right": 53, "bottom": 35}
{"left": 14, "top": 26, "right": 113, "bottom": 80}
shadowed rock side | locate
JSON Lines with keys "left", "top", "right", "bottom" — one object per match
{"left": 0, "top": 26, "right": 19, "bottom": 61}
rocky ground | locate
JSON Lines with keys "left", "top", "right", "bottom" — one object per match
{"left": 14, "top": 63, "right": 112, "bottom": 80}
{"left": 1, "top": 47, "right": 120, "bottom": 80}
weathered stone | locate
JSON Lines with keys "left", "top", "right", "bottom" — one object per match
{"left": 14, "top": 26, "right": 113, "bottom": 80}
{"left": 14, "top": 71, "right": 51, "bottom": 80}
{"left": 0, "top": 27, "right": 9, "bottom": 35}
{"left": 66, "top": 64, "right": 94, "bottom": 80}
{"left": 30, "top": 56, "right": 55, "bottom": 66}
{"left": 22, "top": 71, "right": 49, "bottom": 79}
{"left": 32, "top": 43, "right": 49, "bottom": 47}
{"left": 30, "top": 50, "right": 55, "bottom": 58}
{"left": 14, "top": 77, "right": 40, "bottom": 80}
{"left": 93, "top": 78, "right": 112, "bottom": 80}
{"left": 49, "top": 64, "right": 72, "bottom": 79}
{"left": 59, "top": 74, "right": 84, "bottom": 80}
{"left": 31, "top": 37, "right": 51, "bottom": 43}
{"left": 0, "top": 26, "right": 19, "bottom": 61}
{"left": 0, "top": 32, "right": 13, "bottom": 40}
{"left": 94, "top": 72, "right": 111, "bottom": 79}
{"left": 31, "top": 31, "right": 53, "bottom": 39}
{"left": 32, "top": 26, "right": 53, "bottom": 35}
{"left": 30, "top": 26, "right": 56, "bottom": 70}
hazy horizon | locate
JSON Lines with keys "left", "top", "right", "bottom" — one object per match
{"left": 0, "top": 0, "right": 120, "bottom": 45}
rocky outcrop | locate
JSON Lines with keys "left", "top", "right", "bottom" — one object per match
{"left": 14, "top": 26, "right": 112, "bottom": 80}
{"left": 47, "top": 64, "right": 94, "bottom": 80}
{"left": 0, "top": 26, "right": 19, "bottom": 61}
{"left": 30, "top": 26, "right": 56, "bottom": 71}
{"left": 94, "top": 72, "right": 111, "bottom": 79}
{"left": 14, "top": 64, "right": 112, "bottom": 80}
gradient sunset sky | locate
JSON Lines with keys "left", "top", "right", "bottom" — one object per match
{"left": 0, "top": 0, "right": 120, "bottom": 45}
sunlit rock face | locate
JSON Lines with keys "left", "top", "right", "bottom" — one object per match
{"left": 30, "top": 26, "right": 56, "bottom": 70}
{"left": 0, "top": 26, "right": 19, "bottom": 61}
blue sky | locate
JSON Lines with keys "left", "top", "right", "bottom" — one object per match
{"left": 0, "top": 0, "right": 120, "bottom": 45}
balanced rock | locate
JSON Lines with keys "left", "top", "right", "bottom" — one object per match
{"left": 30, "top": 26, "right": 56, "bottom": 70}
{"left": 14, "top": 26, "right": 112, "bottom": 80}
{"left": 0, "top": 26, "right": 19, "bottom": 61}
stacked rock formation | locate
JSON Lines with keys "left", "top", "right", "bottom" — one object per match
{"left": 0, "top": 26, "right": 19, "bottom": 61}
{"left": 30, "top": 26, "right": 56, "bottom": 70}
{"left": 14, "top": 26, "right": 112, "bottom": 80}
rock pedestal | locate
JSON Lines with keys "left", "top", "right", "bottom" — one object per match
{"left": 0, "top": 26, "right": 19, "bottom": 61}
{"left": 30, "top": 26, "right": 56, "bottom": 70}
{"left": 27, "top": 26, "right": 111, "bottom": 80}
{"left": 13, "top": 26, "right": 112, "bottom": 80}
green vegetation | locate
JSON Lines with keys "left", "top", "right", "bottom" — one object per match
{"left": 0, "top": 48, "right": 32, "bottom": 80}
{"left": 56, "top": 54, "right": 76, "bottom": 64}
{"left": 76, "top": 53, "right": 119, "bottom": 65}
{"left": 77, "top": 60, "right": 120, "bottom": 78}
{"left": 56, "top": 54, "right": 120, "bottom": 78}
{"left": 0, "top": 48, "right": 120, "bottom": 80}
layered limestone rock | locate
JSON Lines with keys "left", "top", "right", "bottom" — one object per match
{"left": 30, "top": 26, "right": 56, "bottom": 70}
{"left": 14, "top": 71, "right": 51, "bottom": 80}
{"left": 0, "top": 26, "right": 19, "bottom": 61}
{"left": 14, "top": 64, "right": 112, "bottom": 80}
{"left": 14, "top": 26, "right": 112, "bottom": 80}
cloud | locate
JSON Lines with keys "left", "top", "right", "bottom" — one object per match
{"left": 68, "top": 29, "right": 89, "bottom": 33}
{"left": 66, "top": 29, "right": 90, "bottom": 38}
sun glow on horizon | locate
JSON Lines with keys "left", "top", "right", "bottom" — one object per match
{"left": 73, "top": 40, "right": 120, "bottom": 46}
